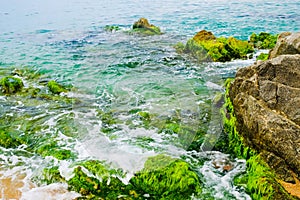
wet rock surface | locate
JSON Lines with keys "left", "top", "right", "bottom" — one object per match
{"left": 229, "top": 33, "right": 300, "bottom": 187}
{"left": 269, "top": 32, "right": 300, "bottom": 59}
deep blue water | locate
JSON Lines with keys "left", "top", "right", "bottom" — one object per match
{"left": 0, "top": 0, "right": 299, "bottom": 199}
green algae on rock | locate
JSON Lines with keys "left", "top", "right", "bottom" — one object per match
{"left": 36, "top": 140, "right": 74, "bottom": 160}
{"left": 250, "top": 32, "right": 278, "bottom": 49}
{"left": 0, "top": 129, "right": 24, "bottom": 148}
{"left": 47, "top": 80, "right": 68, "bottom": 94}
{"left": 257, "top": 52, "right": 269, "bottom": 61}
{"left": 178, "top": 30, "right": 254, "bottom": 62}
{"left": 131, "top": 18, "right": 162, "bottom": 35}
{"left": 67, "top": 160, "right": 134, "bottom": 199}
{"left": 42, "top": 166, "right": 66, "bottom": 185}
{"left": 130, "top": 154, "right": 202, "bottom": 199}
{"left": 104, "top": 25, "right": 121, "bottom": 32}
{"left": 218, "top": 79, "right": 299, "bottom": 200}
{"left": 0, "top": 76, "right": 24, "bottom": 94}
{"left": 269, "top": 32, "right": 300, "bottom": 59}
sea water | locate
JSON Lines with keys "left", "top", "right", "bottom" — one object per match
{"left": 0, "top": 0, "right": 299, "bottom": 199}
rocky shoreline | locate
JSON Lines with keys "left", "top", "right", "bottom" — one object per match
{"left": 226, "top": 32, "right": 300, "bottom": 199}
{"left": 1, "top": 17, "right": 299, "bottom": 199}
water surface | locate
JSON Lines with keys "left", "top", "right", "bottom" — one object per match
{"left": 0, "top": 0, "right": 299, "bottom": 199}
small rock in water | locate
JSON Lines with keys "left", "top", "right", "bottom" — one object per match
{"left": 212, "top": 158, "right": 233, "bottom": 172}
{"left": 131, "top": 18, "right": 162, "bottom": 35}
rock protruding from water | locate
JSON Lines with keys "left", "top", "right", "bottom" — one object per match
{"left": 131, "top": 18, "right": 162, "bottom": 35}
{"left": 229, "top": 34, "right": 300, "bottom": 191}
{"left": 249, "top": 32, "right": 278, "bottom": 49}
{"left": 0, "top": 76, "right": 24, "bottom": 94}
{"left": 176, "top": 30, "right": 254, "bottom": 62}
{"left": 269, "top": 32, "right": 300, "bottom": 59}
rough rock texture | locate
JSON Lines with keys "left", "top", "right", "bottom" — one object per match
{"left": 269, "top": 32, "right": 300, "bottom": 58}
{"left": 132, "top": 18, "right": 162, "bottom": 35}
{"left": 181, "top": 30, "right": 254, "bottom": 62}
{"left": 229, "top": 54, "right": 300, "bottom": 183}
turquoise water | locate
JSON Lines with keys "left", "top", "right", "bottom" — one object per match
{"left": 0, "top": 0, "right": 299, "bottom": 199}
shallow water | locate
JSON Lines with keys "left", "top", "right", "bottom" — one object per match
{"left": 0, "top": 0, "right": 299, "bottom": 199}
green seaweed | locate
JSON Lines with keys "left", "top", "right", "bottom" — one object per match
{"left": 67, "top": 160, "right": 135, "bottom": 199}
{"left": 104, "top": 25, "right": 121, "bottom": 32}
{"left": 47, "top": 80, "right": 68, "bottom": 94}
{"left": 220, "top": 79, "right": 297, "bottom": 200}
{"left": 214, "top": 79, "right": 255, "bottom": 159}
{"left": 0, "top": 76, "right": 24, "bottom": 94}
{"left": 130, "top": 154, "right": 202, "bottom": 199}
{"left": 97, "top": 110, "right": 121, "bottom": 134}
{"left": 42, "top": 166, "right": 66, "bottom": 185}
{"left": 131, "top": 27, "right": 162, "bottom": 36}
{"left": 234, "top": 155, "right": 275, "bottom": 200}
{"left": 130, "top": 18, "right": 162, "bottom": 36}
{"left": 182, "top": 30, "right": 254, "bottom": 62}
{"left": 250, "top": 32, "right": 278, "bottom": 49}
{"left": 36, "top": 140, "right": 74, "bottom": 160}
{"left": 11, "top": 67, "right": 42, "bottom": 80}
{"left": 257, "top": 53, "right": 269, "bottom": 61}
{"left": 0, "top": 129, "right": 23, "bottom": 148}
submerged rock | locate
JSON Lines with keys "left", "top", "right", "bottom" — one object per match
{"left": 104, "top": 25, "right": 121, "bottom": 32}
{"left": 131, "top": 18, "right": 162, "bottom": 35}
{"left": 178, "top": 30, "right": 254, "bottom": 62}
{"left": 47, "top": 80, "right": 67, "bottom": 94}
{"left": 269, "top": 32, "right": 300, "bottom": 58}
{"left": 228, "top": 42, "right": 300, "bottom": 198}
{"left": 0, "top": 76, "right": 24, "bottom": 94}
{"left": 130, "top": 154, "right": 202, "bottom": 199}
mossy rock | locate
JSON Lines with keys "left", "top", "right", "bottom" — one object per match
{"left": 131, "top": 18, "right": 162, "bottom": 35}
{"left": 0, "top": 129, "right": 23, "bottom": 148}
{"left": 11, "top": 67, "right": 42, "bottom": 80}
{"left": 35, "top": 140, "right": 74, "bottom": 160}
{"left": 67, "top": 160, "right": 133, "bottom": 199}
{"left": 257, "top": 53, "right": 269, "bottom": 61}
{"left": 42, "top": 166, "right": 66, "bottom": 185}
{"left": 250, "top": 32, "right": 278, "bottom": 49}
{"left": 130, "top": 154, "right": 202, "bottom": 199}
{"left": 47, "top": 80, "right": 68, "bottom": 94}
{"left": 97, "top": 110, "right": 121, "bottom": 134}
{"left": 181, "top": 30, "right": 254, "bottom": 62}
{"left": 0, "top": 76, "right": 24, "bottom": 94}
{"left": 220, "top": 79, "right": 298, "bottom": 200}
{"left": 104, "top": 25, "right": 121, "bottom": 32}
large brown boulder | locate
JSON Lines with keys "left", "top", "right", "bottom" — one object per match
{"left": 229, "top": 54, "right": 300, "bottom": 184}
{"left": 269, "top": 32, "right": 300, "bottom": 58}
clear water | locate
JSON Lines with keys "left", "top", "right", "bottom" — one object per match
{"left": 0, "top": 0, "right": 299, "bottom": 199}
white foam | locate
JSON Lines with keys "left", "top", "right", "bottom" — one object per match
{"left": 20, "top": 183, "right": 81, "bottom": 200}
{"left": 198, "top": 151, "right": 251, "bottom": 200}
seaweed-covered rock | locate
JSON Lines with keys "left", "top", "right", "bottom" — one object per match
{"left": 36, "top": 140, "right": 73, "bottom": 160}
{"left": 0, "top": 130, "right": 23, "bottom": 148}
{"left": 42, "top": 166, "right": 66, "bottom": 185}
{"left": 219, "top": 80, "right": 298, "bottom": 200}
{"left": 132, "top": 18, "right": 162, "bottom": 35}
{"left": 0, "top": 76, "right": 24, "bottom": 94}
{"left": 104, "top": 25, "right": 121, "bottom": 32}
{"left": 181, "top": 30, "right": 254, "bottom": 62}
{"left": 67, "top": 160, "right": 132, "bottom": 199}
{"left": 229, "top": 54, "right": 300, "bottom": 199}
{"left": 47, "top": 80, "right": 67, "bottom": 94}
{"left": 250, "top": 32, "right": 278, "bottom": 49}
{"left": 269, "top": 32, "right": 300, "bottom": 59}
{"left": 130, "top": 154, "right": 202, "bottom": 199}
{"left": 256, "top": 52, "right": 269, "bottom": 61}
